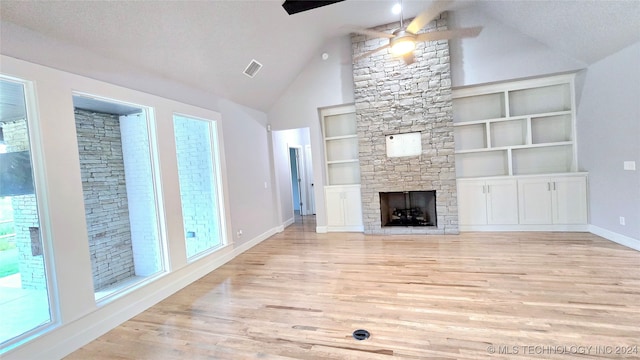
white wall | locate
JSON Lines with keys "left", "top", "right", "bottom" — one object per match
{"left": 218, "top": 99, "right": 277, "bottom": 245}
{"left": 577, "top": 42, "right": 640, "bottom": 245}
{"left": 0, "top": 55, "right": 280, "bottom": 359}
{"left": 268, "top": 35, "right": 354, "bottom": 228}
{"left": 448, "top": 7, "right": 586, "bottom": 88}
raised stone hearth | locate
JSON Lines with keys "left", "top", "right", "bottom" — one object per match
{"left": 351, "top": 13, "right": 458, "bottom": 235}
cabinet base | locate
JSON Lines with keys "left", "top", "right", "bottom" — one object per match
{"left": 459, "top": 224, "right": 588, "bottom": 232}
{"left": 324, "top": 225, "right": 364, "bottom": 233}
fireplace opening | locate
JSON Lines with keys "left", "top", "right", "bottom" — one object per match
{"left": 380, "top": 191, "right": 436, "bottom": 227}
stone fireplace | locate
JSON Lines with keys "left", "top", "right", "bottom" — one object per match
{"left": 351, "top": 13, "right": 458, "bottom": 235}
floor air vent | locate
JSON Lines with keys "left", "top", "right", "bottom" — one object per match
{"left": 352, "top": 329, "right": 370, "bottom": 341}
{"left": 243, "top": 59, "right": 263, "bottom": 78}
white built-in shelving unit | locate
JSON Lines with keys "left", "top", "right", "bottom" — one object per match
{"left": 453, "top": 73, "right": 588, "bottom": 231}
{"left": 453, "top": 74, "right": 577, "bottom": 178}
{"left": 322, "top": 107, "right": 360, "bottom": 185}
{"left": 320, "top": 105, "right": 363, "bottom": 232}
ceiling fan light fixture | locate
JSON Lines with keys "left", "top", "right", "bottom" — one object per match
{"left": 390, "top": 30, "right": 416, "bottom": 56}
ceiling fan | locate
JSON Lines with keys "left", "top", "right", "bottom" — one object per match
{"left": 351, "top": 0, "right": 482, "bottom": 61}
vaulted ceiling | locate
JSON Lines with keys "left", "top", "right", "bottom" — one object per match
{"left": 1, "top": 0, "right": 638, "bottom": 113}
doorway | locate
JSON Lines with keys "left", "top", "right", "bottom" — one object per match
{"left": 289, "top": 146, "right": 304, "bottom": 216}
{"left": 288, "top": 144, "right": 316, "bottom": 220}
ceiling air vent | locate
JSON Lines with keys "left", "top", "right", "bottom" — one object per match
{"left": 243, "top": 59, "right": 263, "bottom": 78}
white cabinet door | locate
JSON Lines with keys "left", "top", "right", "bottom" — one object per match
{"left": 486, "top": 179, "right": 519, "bottom": 224}
{"left": 518, "top": 178, "right": 553, "bottom": 224}
{"left": 343, "top": 188, "right": 363, "bottom": 226}
{"left": 325, "top": 185, "right": 363, "bottom": 230}
{"left": 552, "top": 176, "right": 587, "bottom": 224}
{"left": 457, "top": 180, "right": 487, "bottom": 225}
{"left": 325, "top": 188, "right": 345, "bottom": 227}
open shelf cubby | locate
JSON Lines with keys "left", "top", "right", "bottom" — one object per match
{"left": 512, "top": 145, "right": 573, "bottom": 175}
{"left": 325, "top": 137, "right": 359, "bottom": 162}
{"left": 455, "top": 151, "right": 509, "bottom": 178}
{"left": 490, "top": 119, "right": 527, "bottom": 147}
{"left": 454, "top": 123, "right": 487, "bottom": 151}
{"left": 509, "top": 83, "right": 571, "bottom": 116}
{"left": 324, "top": 112, "right": 357, "bottom": 138}
{"left": 531, "top": 113, "right": 572, "bottom": 144}
{"left": 327, "top": 162, "right": 360, "bottom": 185}
{"left": 321, "top": 105, "right": 361, "bottom": 186}
{"left": 452, "top": 92, "right": 505, "bottom": 123}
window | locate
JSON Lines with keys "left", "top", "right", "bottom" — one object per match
{"left": 73, "top": 94, "right": 165, "bottom": 300}
{"left": 173, "top": 115, "right": 225, "bottom": 259}
{"left": 0, "top": 77, "right": 54, "bottom": 346}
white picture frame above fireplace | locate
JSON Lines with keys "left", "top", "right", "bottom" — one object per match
{"left": 385, "top": 132, "right": 422, "bottom": 158}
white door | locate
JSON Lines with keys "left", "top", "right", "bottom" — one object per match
{"left": 518, "top": 178, "right": 553, "bottom": 224}
{"left": 457, "top": 180, "right": 487, "bottom": 225}
{"left": 486, "top": 179, "right": 519, "bottom": 225}
{"left": 552, "top": 176, "right": 588, "bottom": 224}
{"left": 304, "top": 144, "right": 315, "bottom": 215}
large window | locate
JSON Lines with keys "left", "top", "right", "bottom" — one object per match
{"left": 73, "top": 94, "right": 165, "bottom": 300}
{"left": 173, "top": 115, "right": 225, "bottom": 259}
{"left": 0, "top": 77, "right": 54, "bottom": 346}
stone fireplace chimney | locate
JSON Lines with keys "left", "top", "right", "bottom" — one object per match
{"left": 351, "top": 13, "right": 458, "bottom": 235}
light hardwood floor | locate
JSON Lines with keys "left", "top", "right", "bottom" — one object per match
{"left": 67, "top": 218, "right": 640, "bottom": 359}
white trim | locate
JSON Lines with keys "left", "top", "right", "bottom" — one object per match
{"left": 453, "top": 72, "right": 577, "bottom": 98}
{"left": 316, "top": 226, "right": 328, "bottom": 233}
{"left": 3, "top": 225, "right": 281, "bottom": 360}
{"left": 283, "top": 217, "right": 295, "bottom": 228}
{"left": 459, "top": 224, "right": 589, "bottom": 232}
{"left": 327, "top": 225, "right": 365, "bottom": 232}
{"left": 231, "top": 227, "right": 280, "bottom": 256}
{"left": 589, "top": 225, "right": 640, "bottom": 251}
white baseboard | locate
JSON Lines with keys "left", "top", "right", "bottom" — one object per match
{"left": 4, "top": 225, "right": 281, "bottom": 360}
{"left": 283, "top": 217, "right": 295, "bottom": 228}
{"left": 459, "top": 224, "right": 589, "bottom": 232}
{"left": 589, "top": 225, "right": 640, "bottom": 251}
{"left": 316, "top": 225, "right": 364, "bottom": 233}
{"left": 327, "top": 225, "right": 364, "bottom": 232}
{"left": 232, "top": 227, "right": 279, "bottom": 256}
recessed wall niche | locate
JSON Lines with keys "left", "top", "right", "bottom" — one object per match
{"left": 73, "top": 94, "right": 164, "bottom": 299}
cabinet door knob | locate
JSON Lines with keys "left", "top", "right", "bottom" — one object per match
{"left": 547, "top": 182, "right": 551, "bottom": 191}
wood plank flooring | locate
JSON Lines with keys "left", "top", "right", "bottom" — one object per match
{"left": 67, "top": 218, "right": 640, "bottom": 359}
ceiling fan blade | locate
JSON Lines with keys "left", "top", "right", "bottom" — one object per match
{"left": 342, "top": 26, "right": 395, "bottom": 39}
{"left": 353, "top": 44, "right": 391, "bottom": 61}
{"left": 282, "top": 0, "right": 345, "bottom": 15}
{"left": 416, "top": 26, "right": 483, "bottom": 42}
{"left": 406, "top": 0, "right": 453, "bottom": 34}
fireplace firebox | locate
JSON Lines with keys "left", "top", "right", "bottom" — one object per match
{"left": 379, "top": 191, "right": 436, "bottom": 227}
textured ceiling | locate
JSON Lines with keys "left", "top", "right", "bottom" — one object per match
{"left": 476, "top": 0, "right": 640, "bottom": 65}
{"left": 1, "top": 0, "right": 638, "bottom": 112}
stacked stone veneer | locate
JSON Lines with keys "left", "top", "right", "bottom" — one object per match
{"left": 76, "top": 110, "right": 136, "bottom": 290}
{"left": 351, "top": 13, "right": 458, "bottom": 235}
{"left": 2, "top": 120, "right": 47, "bottom": 289}
{"left": 173, "top": 116, "right": 221, "bottom": 257}
{"left": 76, "top": 109, "right": 161, "bottom": 291}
